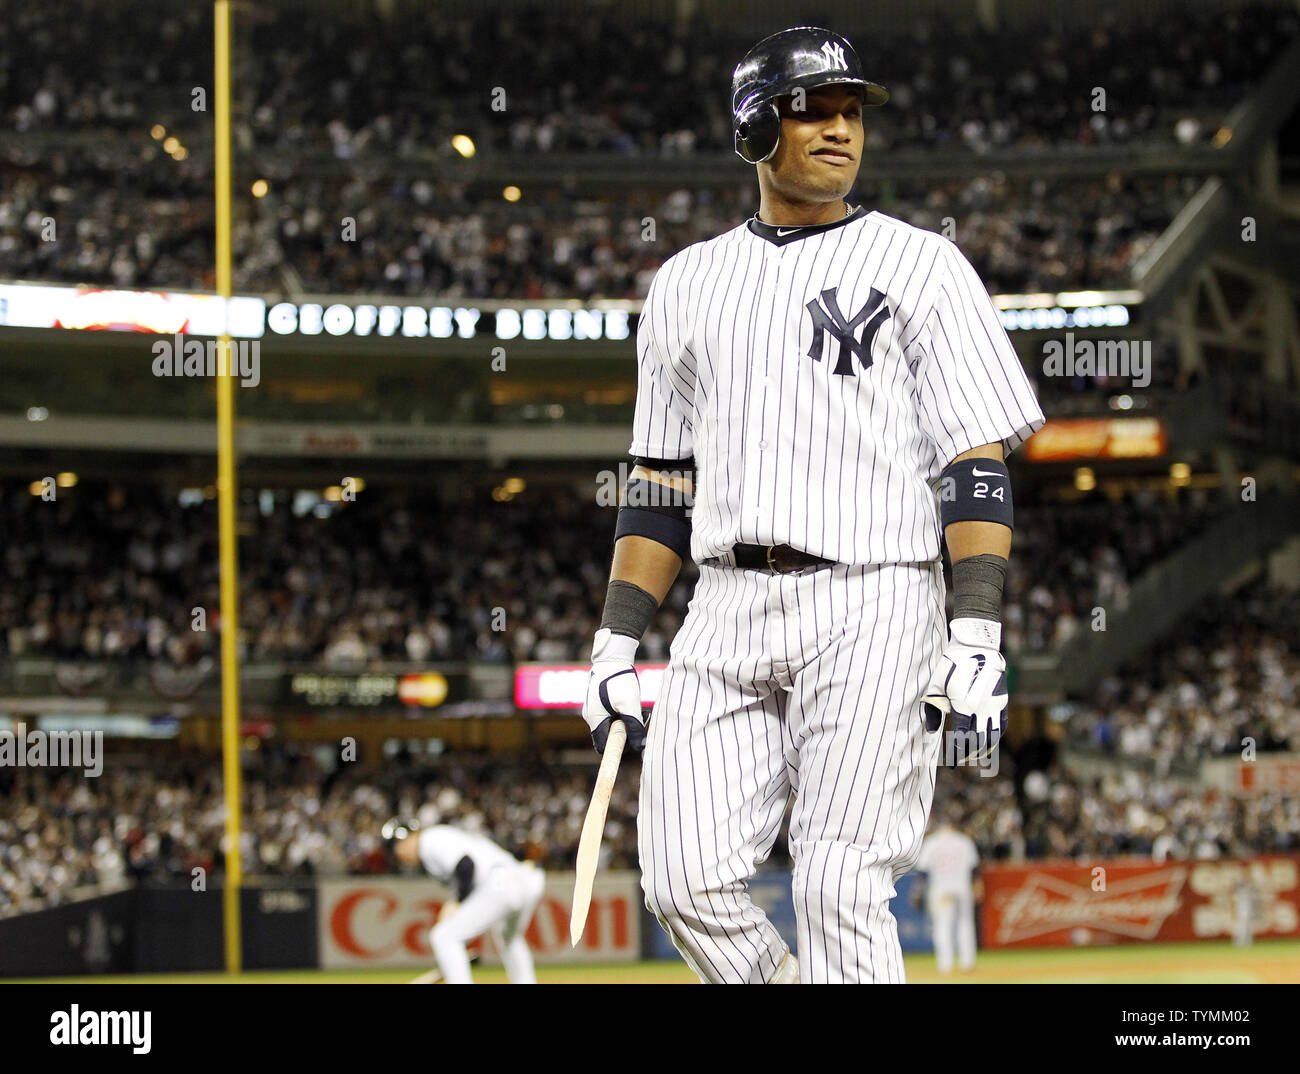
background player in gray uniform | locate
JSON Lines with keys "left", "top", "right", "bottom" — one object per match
{"left": 915, "top": 811, "right": 982, "bottom": 974}
{"left": 388, "top": 820, "right": 545, "bottom": 984}
{"left": 582, "top": 26, "right": 1044, "bottom": 983}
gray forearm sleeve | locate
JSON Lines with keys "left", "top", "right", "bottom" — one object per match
{"left": 951, "top": 553, "right": 1008, "bottom": 623}
{"left": 599, "top": 579, "right": 660, "bottom": 640}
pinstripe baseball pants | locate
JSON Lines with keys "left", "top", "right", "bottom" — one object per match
{"left": 638, "top": 559, "right": 947, "bottom": 984}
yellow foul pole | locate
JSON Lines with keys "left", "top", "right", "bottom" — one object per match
{"left": 214, "top": 0, "right": 242, "bottom": 974}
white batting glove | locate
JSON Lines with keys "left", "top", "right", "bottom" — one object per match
{"left": 921, "top": 617, "right": 1008, "bottom": 761}
{"left": 582, "top": 628, "right": 648, "bottom": 754}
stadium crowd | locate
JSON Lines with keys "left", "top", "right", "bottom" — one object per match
{"left": 6, "top": 659, "right": 1299, "bottom": 919}
{"left": 2, "top": 0, "right": 1292, "bottom": 296}
{"left": 1000, "top": 488, "right": 1228, "bottom": 653}
{"left": 937, "top": 583, "right": 1300, "bottom": 860}
{"left": 3, "top": 0, "right": 1297, "bottom": 922}
{"left": 1071, "top": 585, "right": 1300, "bottom": 773}
{"left": 1, "top": 144, "right": 1195, "bottom": 297}
{"left": 0, "top": 749, "right": 641, "bottom": 919}
{"left": 932, "top": 755, "right": 1300, "bottom": 864}
{"left": 3, "top": 2, "right": 1292, "bottom": 153}
{"left": 4, "top": 546, "right": 1294, "bottom": 916}
{"left": 0, "top": 480, "right": 1230, "bottom": 668}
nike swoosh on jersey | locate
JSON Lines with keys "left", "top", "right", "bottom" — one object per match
{"left": 970, "top": 467, "right": 1002, "bottom": 477}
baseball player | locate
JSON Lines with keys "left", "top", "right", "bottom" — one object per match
{"left": 387, "top": 820, "right": 546, "bottom": 984}
{"left": 915, "top": 814, "right": 981, "bottom": 974}
{"left": 1232, "top": 875, "right": 1257, "bottom": 948}
{"left": 581, "top": 26, "right": 1043, "bottom": 983}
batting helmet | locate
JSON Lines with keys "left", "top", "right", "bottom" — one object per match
{"left": 731, "top": 27, "right": 888, "bottom": 165}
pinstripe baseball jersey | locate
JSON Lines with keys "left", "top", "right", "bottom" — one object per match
{"left": 630, "top": 205, "right": 1045, "bottom": 565}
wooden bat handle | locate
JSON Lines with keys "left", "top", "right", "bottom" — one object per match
{"left": 569, "top": 720, "right": 628, "bottom": 947}
{"left": 592, "top": 719, "right": 627, "bottom": 808}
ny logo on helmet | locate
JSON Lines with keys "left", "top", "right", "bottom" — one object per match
{"left": 820, "top": 41, "right": 847, "bottom": 69}
{"left": 805, "top": 287, "right": 892, "bottom": 375}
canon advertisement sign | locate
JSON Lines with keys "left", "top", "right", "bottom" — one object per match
{"left": 318, "top": 874, "right": 641, "bottom": 968}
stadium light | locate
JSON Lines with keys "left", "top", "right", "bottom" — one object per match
{"left": 172, "top": 146, "right": 189, "bottom": 161}
{"left": 503, "top": 185, "right": 522, "bottom": 202}
{"left": 1074, "top": 467, "right": 1096, "bottom": 492}
{"left": 1170, "top": 462, "right": 1192, "bottom": 487}
{"left": 451, "top": 134, "right": 476, "bottom": 158}
{"left": 150, "top": 124, "right": 166, "bottom": 140}
{"left": 56, "top": 472, "right": 78, "bottom": 488}
{"left": 26, "top": 406, "right": 48, "bottom": 422}
{"left": 163, "top": 136, "right": 180, "bottom": 154}
{"left": 251, "top": 179, "right": 269, "bottom": 198}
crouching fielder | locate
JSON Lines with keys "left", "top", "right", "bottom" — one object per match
{"left": 388, "top": 821, "right": 546, "bottom": 984}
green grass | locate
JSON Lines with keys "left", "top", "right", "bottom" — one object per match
{"left": 7, "top": 939, "right": 1299, "bottom": 984}
{"left": 904, "top": 938, "right": 1300, "bottom": 984}
{"left": 2, "top": 962, "right": 696, "bottom": 985}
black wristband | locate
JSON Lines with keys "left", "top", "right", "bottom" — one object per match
{"left": 951, "top": 553, "right": 1008, "bottom": 623}
{"left": 599, "top": 579, "right": 660, "bottom": 640}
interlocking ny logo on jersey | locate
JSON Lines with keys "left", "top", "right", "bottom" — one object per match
{"left": 820, "top": 40, "right": 846, "bottom": 68}
{"left": 805, "top": 286, "right": 892, "bottom": 375}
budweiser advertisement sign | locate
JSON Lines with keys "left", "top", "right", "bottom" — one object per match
{"left": 318, "top": 872, "right": 640, "bottom": 968}
{"left": 982, "top": 855, "right": 1300, "bottom": 948}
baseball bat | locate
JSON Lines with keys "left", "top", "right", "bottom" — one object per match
{"left": 569, "top": 719, "right": 627, "bottom": 947}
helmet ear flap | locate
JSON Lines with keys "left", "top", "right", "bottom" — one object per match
{"left": 734, "top": 100, "right": 781, "bottom": 163}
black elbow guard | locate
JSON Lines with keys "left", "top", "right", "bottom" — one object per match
{"left": 615, "top": 502, "right": 691, "bottom": 560}
{"left": 616, "top": 458, "right": 694, "bottom": 559}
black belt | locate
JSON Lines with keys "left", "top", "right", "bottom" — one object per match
{"left": 712, "top": 543, "right": 835, "bottom": 574}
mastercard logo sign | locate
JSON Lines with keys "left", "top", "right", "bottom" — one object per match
{"left": 398, "top": 673, "right": 448, "bottom": 708}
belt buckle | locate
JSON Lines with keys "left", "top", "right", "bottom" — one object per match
{"left": 767, "top": 544, "right": 800, "bottom": 575}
